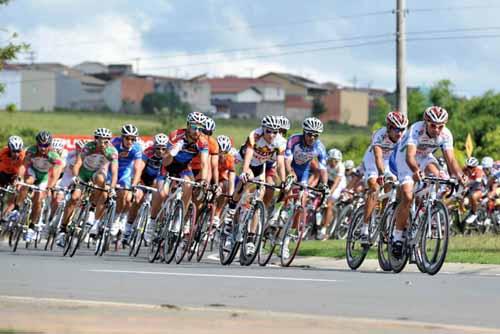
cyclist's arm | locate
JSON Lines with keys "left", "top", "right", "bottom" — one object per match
{"left": 199, "top": 151, "right": 209, "bottom": 182}
{"left": 242, "top": 145, "right": 254, "bottom": 175}
{"left": 405, "top": 144, "right": 419, "bottom": 174}
{"left": 16, "top": 164, "right": 25, "bottom": 181}
{"left": 276, "top": 154, "right": 286, "bottom": 182}
{"left": 373, "top": 145, "right": 385, "bottom": 175}
{"left": 443, "top": 149, "right": 463, "bottom": 179}
{"left": 319, "top": 168, "right": 328, "bottom": 185}
{"left": 228, "top": 171, "right": 236, "bottom": 196}
{"left": 330, "top": 175, "right": 341, "bottom": 192}
{"left": 132, "top": 159, "right": 144, "bottom": 187}
{"left": 211, "top": 154, "right": 219, "bottom": 185}
{"left": 109, "top": 161, "right": 118, "bottom": 189}
{"left": 72, "top": 154, "right": 83, "bottom": 178}
{"left": 48, "top": 165, "right": 62, "bottom": 188}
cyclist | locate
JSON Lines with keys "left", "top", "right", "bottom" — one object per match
{"left": 389, "top": 106, "right": 464, "bottom": 259}
{"left": 126, "top": 133, "right": 168, "bottom": 241}
{"left": 57, "top": 139, "right": 87, "bottom": 190}
{"left": 214, "top": 135, "right": 236, "bottom": 228}
{"left": 318, "top": 148, "right": 346, "bottom": 240}
{"left": 19, "top": 131, "right": 63, "bottom": 242}
{"left": 226, "top": 115, "right": 287, "bottom": 255}
{"left": 147, "top": 112, "right": 209, "bottom": 241}
{"left": 111, "top": 124, "right": 144, "bottom": 244}
{"left": 191, "top": 117, "right": 218, "bottom": 184}
{"left": 57, "top": 128, "right": 118, "bottom": 247}
{"left": 482, "top": 157, "right": 499, "bottom": 201}
{"left": 463, "top": 157, "right": 485, "bottom": 225}
{"left": 359, "top": 111, "right": 408, "bottom": 242}
{"left": 0, "top": 136, "right": 26, "bottom": 221}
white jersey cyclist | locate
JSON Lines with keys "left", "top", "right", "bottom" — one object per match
{"left": 362, "top": 127, "right": 405, "bottom": 180}
{"left": 390, "top": 120, "right": 453, "bottom": 185}
{"left": 237, "top": 127, "right": 286, "bottom": 168}
{"left": 327, "top": 160, "right": 346, "bottom": 200}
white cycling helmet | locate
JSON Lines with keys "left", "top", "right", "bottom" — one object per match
{"left": 94, "top": 128, "right": 112, "bottom": 139}
{"left": 261, "top": 115, "right": 281, "bottom": 130}
{"left": 121, "top": 124, "right": 139, "bottom": 137}
{"left": 424, "top": 106, "right": 448, "bottom": 124}
{"left": 277, "top": 115, "right": 291, "bottom": 131}
{"left": 187, "top": 112, "right": 207, "bottom": 125}
{"left": 75, "top": 139, "right": 87, "bottom": 151}
{"left": 153, "top": 133, "right": 169, "bottom": 147}
{"left": 481, "top": 156, "right": 494, "bottom": 169}
{"left": 217, "top": 135, "right": 232, "bottom": 153}
{"left": 386, "top": 111, "right": 409, "bottom": 129}
{"left": 204, "top": 117, "right": 216, "bottom": 132}
{"left": 345, "top": 160, "right": 355, "bottom": 170}
{"left": 7, "top": 136, "right": 23, "bottom": 151}
{"left": 303, "top": 117, "right": 323, "bottom": 133}
{"left": 51, "top": 138, "right": 65, "bottom": 152}
{"left": 328, "top": 148, "right": 342, "bottom": 161}
{"left": 466, "top": 157, "right": 479, "bottom": 167}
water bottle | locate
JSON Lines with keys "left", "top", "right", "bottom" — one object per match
{"left": 315, "top": 211, "right": 323, "bottom": 227}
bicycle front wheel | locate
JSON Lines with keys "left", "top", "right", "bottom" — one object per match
{"left": 280, "top": 206, "right": 306, "bottom": 267}
{"left": 417, "top": 201, "right": 449, "bottom": 275}
{"left": 377, "top": 202, "right": 396, "bottom": 272}
{"left": 163, "top": 200, "right": 184, "bottom": 264}
{"left": 239, "top": 201, "right": 265, "bottom": 266}
{"left": 175, "top": 202, "right": 196, "bottom": 264}
{"left": 196, "top": 206, "right": 214, "bottom": 262}
{"left": 345, "top": 205, "right": 369, "bottom": 270}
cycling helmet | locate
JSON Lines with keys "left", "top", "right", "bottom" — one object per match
{"left": 204, "top": 117, "right": 216, "bottom": 132}
{"left": 121, "top": 124, "right": 139, "bottom": 137}
{"left": 51, "top": 138, "right": 65, "bottom": 152}
{"left": 94, "top": 128, "right": 112, "bottom": 139}
{"left": 386, "top": 111, "right": 408, "bottom": 129}
{"left": 36, "top": 130, "right": 52, "bottom": 145}
{"left": 217, "top": 135, "right": 232, "bottom": 153}
{"left": 75, "top": 139, "right": 87, "bottom": 151}
{"left": 187, "top": 112, "right": 206, "bottom": 125}
{"left": 261, "top": 115, "right": 281, "bottom": 130}
{"left": 7, "top": 136, "right": 23, "bottom": 151}
{"left": 278, "top": 116, "right": 291, "bottom": 131}
{"left": 345, "top": 160, "right": 355, "bottom": 170}
{"left": 153, "top": 133, "right": 169, "bottom": 147}
{"left": 424, "top": 106, "right": 448, "bottom": 123}
{"left": 481, "top": 156, "right": 494, "bottom": 169}
{"left": 302, "top": 117, "right": 324, "bottom": 133}
{"left": 466, "top": 157, "right": 479, "bottom": 167}
{"left": 328, "top": 148, "right": 342, "bottom": 161}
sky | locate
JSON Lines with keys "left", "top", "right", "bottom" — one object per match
{"left": 2, "top": 0, "right": 500, "bottom": 96}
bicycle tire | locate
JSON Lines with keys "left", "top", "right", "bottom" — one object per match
{"left": 219, "top": 207, "right": 241, "bottom": 266}
{"left": 148, "top": 209, "right": 167, "bottom": 263}
{"left": 258, "top": 223, "right": 280, "bottom": 266}
{"left": 12, "top": 224, "right": 23, "bottom": 252}
{"left": 280, "top": 205, "right": 306, "bottom": 267}
{"left": 345, "top": 205, "right": 369, "bottom": 270}
{"left": 335, "top": 204, "right": 354, "bottom": 240}
{"left": 175, "top": 202, "right": 196, "bottom": 264}
{"left": 377, "top": 202, "right": 396, "bottom": 272}
{"left": 63, "top": 227, "right": 75, "bottom": 256}
{"left": 418, "top": 201, "right": 449, "bottom": 275}
{"left": 129, "top": 205, "right": 147, "bottom": 257}
{"left": 163, "top": 200, "right": 184, "bottom": 264}
{"left": 195, "top": 206, "right": 213, "bottom": 262}
{"left": 239, "top": 200, "right": 265, "bottom": 266}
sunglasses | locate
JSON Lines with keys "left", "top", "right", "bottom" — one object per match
{"left": 265, "top": 129, "right": 279, "bottom": 135}
{"left": 38, "top": 143, "right": 50, "bottom": 148}
{"left": 390, "top": 126, "right": 405, "bottom": 133}
{"left": 429, "top": 123, "right": 445, "bottom": 130}
{"left": 155, "top": 147, "right": 167, "bottom": 152}
{"left": 189, "top": 124, "right": 204, "bottom": 132}
{"left": 11, "top": 150, "right": 21, "bottom": 154}
{"left": 304, "top": 132, "right": 319, "bottom": 138}
{"left": 96, "top": 138, "right": 111, "bottom": 144}
{"left": 123, "top": 136, "right": 137, "bottom": 142}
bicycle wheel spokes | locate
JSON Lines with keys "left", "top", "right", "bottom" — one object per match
{"left": 346, "top": 207, "right": 369, "bottom": 270}
{"left": 175, "top": 202, "right": 195, "bottom": 264}
{"left": 377, "top": 203, "right": 395, "bottom": 272}
{"left": 240, "top": 201, "right": 265, "bottom": 266}
{"left": 163, "top": 200, "right": 184, "bottom": 264}
{"left": 335, "top": 205, "right": 353, "bottom": 240}
{"left": 280, "top": 206, "right": 306, "bottom": 267}
{"left": 419, "top": 201, "right": 449, "bottom": 275}
{"left": 258, "top": 224, "right": 279, "bottom": 266}
{"left": 387, "top": 214, "right": 409, "bottom": 273}
{"left": 196, "top": 207, "right": 214, "bottom": 262}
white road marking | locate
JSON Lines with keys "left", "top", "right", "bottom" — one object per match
{"left": 87, "top": 269, "right": 341, "bottom": 283}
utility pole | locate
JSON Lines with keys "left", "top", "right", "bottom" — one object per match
{"left": 27, "top": 51, "right": 36, "bottom": 67}
{"left": 396, "top": 0, "right": 407, "bottom": 115}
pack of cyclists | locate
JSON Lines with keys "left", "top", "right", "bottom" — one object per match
{"left": 0, "top": 106, "right": 498, "bottom": 274}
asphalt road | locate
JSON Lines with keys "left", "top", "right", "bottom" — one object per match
{"left": 0, "top": 242, "right": 499, "bottom": 332}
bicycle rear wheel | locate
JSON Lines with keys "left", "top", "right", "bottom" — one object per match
{"left": 387, "top": 213, "right": 409, "bottom": 273}
{"left": 418, "top": 201, "right": 449, "bottom": 275}
{"left": 11, "top": 224, "right": 23, "bottom": 252}
{"left": 129, "top": 205, "right": 148, "bottom": 257}
{"left": 345, "top": 206, "right": 369, "bottom": 270}
{"left": 280, "top": 206, "right": 306, "bottom": 267}
{"left": 240, "top": 201, "right": 265, "bottom": 266}
{"left": 196, "top": 206, "right": 214, "bottom": 262}
{"left": 258, "top": 223, "right": 280, "bottom": 266}
{"left": 219, "top": 207, "right": 241, "bottom": 266}
{"left": 163, "top": 200, "right": 184, "bottom": 264}
{"left": 335, "top": 204, "right": 353, "bottom": 240}
{"left": 377, "top": 202, "right": 396, "bottom": 271}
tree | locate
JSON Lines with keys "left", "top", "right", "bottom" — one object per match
{"left": 369, "top": 96, "right": 391, "bottom": 125}
{"left": 407, "top": 89, "right": 427, "bottom": 123}
{"left": 429, "top": 79, "right": 458, "bottom": 112}
{"left": 0, "top": 0, "right": 29, "bottom": 94}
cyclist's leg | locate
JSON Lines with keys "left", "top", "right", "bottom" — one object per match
{"left": 30, "top": 174, "right": 48, "bottom": 226}
{"left": 263, "top": 163, "right": 276, "bottom": 208}
{"left": 92, "top": 172, "right": 108, "bottom": 222}
{"left": 364, "top": 177, "right": 379, "bottom": 225}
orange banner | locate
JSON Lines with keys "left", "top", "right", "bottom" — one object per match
{"left": 54, "top": 135, "right": 154, "bottom": 151}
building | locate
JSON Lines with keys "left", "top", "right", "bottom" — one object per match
{"left": 103, "top": 76, "right": 154, "bottom": 113}
{"left": 320, "top": 87, "right": 370, "bottom": 127}
{"left": 207, "top": 76, "right": 285, "bottom": 119}
{"left": 258, "top": 72, "right": 328, "bottom": 98}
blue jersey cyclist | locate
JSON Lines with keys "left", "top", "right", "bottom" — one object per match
{"left": 110, "top": 124, "right": 145, "bottom": 242}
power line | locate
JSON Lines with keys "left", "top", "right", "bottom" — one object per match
{"left": 409, "top": 4, "right": 500, "bottom": 12}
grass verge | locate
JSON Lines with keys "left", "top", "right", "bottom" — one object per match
{"left": 298, "top": 235, "right": 500, "bottom": 265}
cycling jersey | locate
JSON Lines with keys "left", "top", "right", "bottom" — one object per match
{"left": 362, "top": 127, "right": 402, "bottom": 180}
{"left": 0, "top": 147, "right": 25, "bottom": 176}
{"left": 24, "top": 146, "right": 63, "bottom": 187}
{"left": 239, "top": 128, "right": 286, "bottom": 167}
{"left": 390, "top": 121, "right": 454, "bottom": 185}
{"left": 219, "top": 151, "right": 236, "bottom": 181}
{"left": 191, "top": 136, "right": 218, "bottom": 171}
{"left": 141, "top": 145, "right": 163, "bottom": 186}
{"left": 327, "top": 161, "right": 347, "bottom": 200}
{"left": 111, "top": 137, "right": 143, "bottom": 187}
{"left": 79, "top": 141, "right": 118, "bottom": 183}
{"left": 285, "top": 134, "right": 327, "bottom": 183}
{"left": 58, "top": 150, "right": 78, "bottom": 188}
